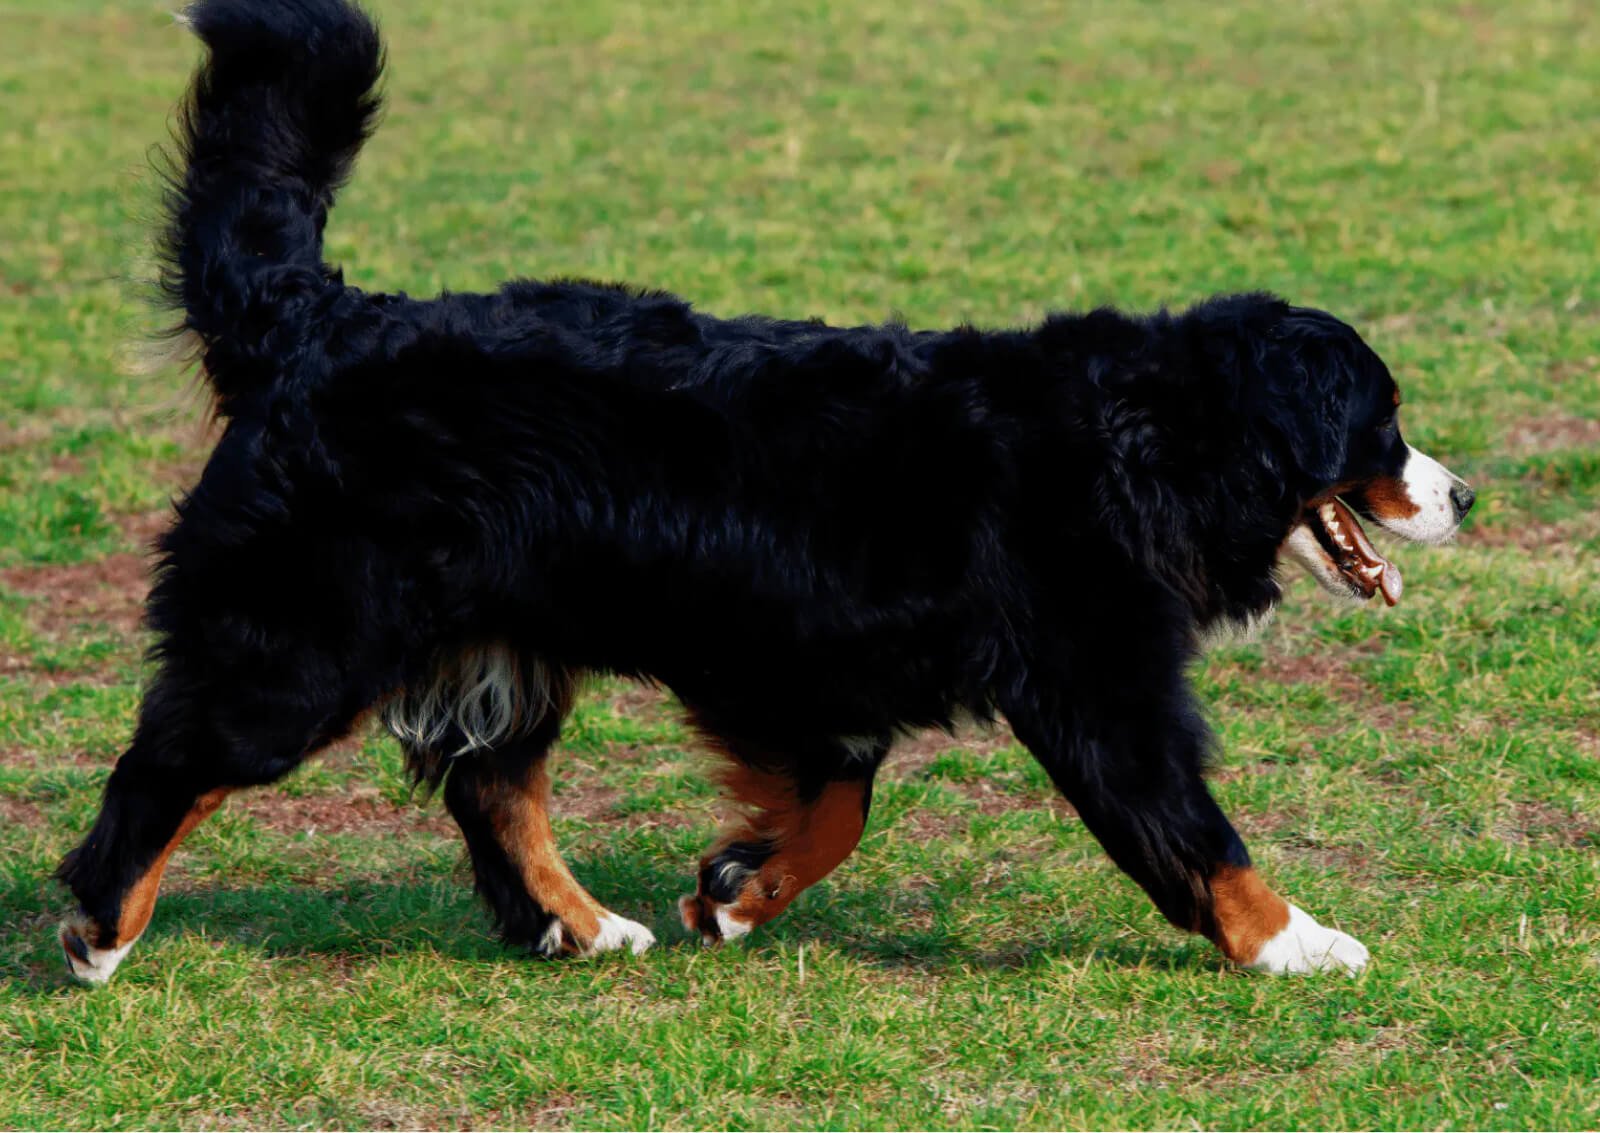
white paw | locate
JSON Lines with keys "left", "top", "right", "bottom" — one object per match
{"left": 60, "top": 920, "right": 136, "bottom": 985}
{"left": 1247, "top": 904, "right": 1369, "bottom": 975}
{"left": 713, "top": 906, "right": 752, "bottom": 941}
{"left": 587, "top": 913, "right": 656, "bottom": 956}
{"left": 677, "top": 894, "right": 756, "bottom": 945}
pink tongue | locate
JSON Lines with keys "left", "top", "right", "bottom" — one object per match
{"left": 1378, "top": 563, "right": 1403, "bottom": 607}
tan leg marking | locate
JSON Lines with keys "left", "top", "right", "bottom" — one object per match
{"left": 116, "top": 788, "right": 232, "bottom": 946}
{"left": 480, "top": 761, "right": 655, "bottom": 956}
{"left": 484, "top": 761, "right": 604, "bottom": 944}
{"left": 62, "top": 787, "right": 230, "bottom": 984}
{"left": 1210, "top": 865, "right": 1369, "bottom": 974}
{"left": 1209, "top": 864, "right": 1291, "bottom": 965}
{"left": 680, "top": 767, "right": 869, "bottom": 941}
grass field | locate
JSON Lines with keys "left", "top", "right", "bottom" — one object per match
{"left": 3, "top": 0, "right": 1599, "bottom": 1127}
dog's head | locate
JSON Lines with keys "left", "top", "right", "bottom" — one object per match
{"left": 1263, "top": 307, "right": 1474, "bottom": 605}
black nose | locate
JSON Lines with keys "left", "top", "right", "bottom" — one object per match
{"left": 1450, "top": 482, "right": 1476, "bottom": 521}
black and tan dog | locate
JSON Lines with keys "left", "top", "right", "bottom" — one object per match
{"left": 58, "top": 0, "right": 1473, "bottom": 983}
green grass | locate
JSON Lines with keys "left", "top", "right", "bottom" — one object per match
{"left": 3, "top": 0, "right": 1599, "bottom": 1127}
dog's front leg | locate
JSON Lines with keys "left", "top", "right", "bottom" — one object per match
{"left": 1000, "top": 668, "right": 1368, "bottom": 975}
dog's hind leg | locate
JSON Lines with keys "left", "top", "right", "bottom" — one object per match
{"left": 56, "top": 650, "right": 379, "bottom": 984}
{"left": 1000, "top": 673, "right": 1369, "bottom": 976}
{"left": 432, "top": 696, "right": 655, "bottom": 959}
{"left": 679, "top": 736, "right": 884, "bottom": 945}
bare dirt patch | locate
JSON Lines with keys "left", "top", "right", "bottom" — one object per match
{"left": 205, "top": 1101, "right": 488, "bottom": 1132}
{"left": 0, "top": 796, "right": 45, "bottom": 827}
{"left": 896, "top": 808, "right": 967, "bottom": 841}
{"left": 1220, "top": 637, "right": 1421, "bottom": 734}
{"left": 887, "top": 722, "right": 1017, "bottom": 778}
{"left": 600, "top": 680, "right": 675, "bottom": 720}
{"left": 44, "top": 452, "right": 87, "bottom": 480}
{"left": 1504, "top": 412, "right": 1600, "bottom": 456}
{"left": 894, "top": 786, "right": 1073, "bottom": 842}
{"left": 1211, "top": 640, "right": 1426, "bottom": 764}
{"left": 1212, "top": 759, "right": 1287, "bottom": 786}
{"left": 1469, "top": 510, "right": 1600, "bottom": 552}
{"left": 1, "top": 552, "right": 150, "bottom": 641}
{"left": 1316, "top": 1021, "right": 1423, "bottom": 1070}
{"left": 1114, "top": 1033, "right": 1179, "bottom": 1087}
{"left": 0, "top": 507, "right": 182, "bottom": 684}
{"left": 1493, "top": 801, "right": 1600, "bottom": 849}
{"left": 238, "top": 787, "right": 455, "bottom": 838}
{"left": 1544, "top": 357, "right": 1598, "bottom": 387}
{"left": 0, "top": 742, "right": 104, "bottom": 771}
{"left": 0, "top": 547, "right": 151, "bottom": 685}
{"left": 0, "top": 508, "right": 176, "bottom": 684}
{"left": 885, "top": 724, "right": 1053, "bottom": 817}
{"left": 0, "top": 647, "right": 72, "bottom": 686}
{"left": 116, "top": 505, "right": 179, "bottom": 553}
{"left": 1251, "top": 638, "right": 1382, "bottom": 702}
{"left": 550, "top": 780, "right": 626, "bottom": 822}
{"left": 967, "top": 779, "right": 1061, "bottom": 817}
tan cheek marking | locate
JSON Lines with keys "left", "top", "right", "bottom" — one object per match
{"left": 113, "top": 787, "right": 231, "bottom": 947}
{"left": 485, "top": 762, "right": 602, "bottom": 944}
{"left": 1359, "top": 476, "right": 1422, "bottom": 520}
{"left": 711, "top": 770, "right": 869, "bottom": 929}
{"left": 1209, "top": 865, "right": 1291, "bottom": 964}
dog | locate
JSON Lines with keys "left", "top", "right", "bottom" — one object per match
{"left": 57, "top": 0, "right": 1474, "bottom": 984}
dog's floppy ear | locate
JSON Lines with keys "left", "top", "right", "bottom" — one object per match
{"left": 1263, "top": 311, "right": 1357, "bottom": 486}
{"left": 1265, "top": 367, "right": 1349, "bottom": 484}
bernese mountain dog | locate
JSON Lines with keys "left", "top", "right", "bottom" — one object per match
{"left": 57, "top": 0, "right": 1475, "bottom": 983}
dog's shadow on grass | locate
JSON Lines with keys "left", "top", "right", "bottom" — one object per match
{"left": 154, "top": 869, "right": 1212, "bottom": 979}
{"left": 148, "top": 850, "right": 702, "bottom": 969}
{"left": 772, "top": 885, "right": 1221, "bottom": 977}
{"left": 5, "top": 850, "right": 1213, "bottom": 991}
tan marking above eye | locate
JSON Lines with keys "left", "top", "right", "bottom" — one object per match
{"left": 1356, "top": 476, "right": 1421, "bottom": 520}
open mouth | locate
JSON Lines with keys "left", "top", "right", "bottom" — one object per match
{"left": 1292, "top": 497, "right": 1403, "bottom": 607}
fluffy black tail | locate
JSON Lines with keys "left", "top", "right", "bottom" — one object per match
{"left": 158, "top": 0, "right": 383, "bottom": 407}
